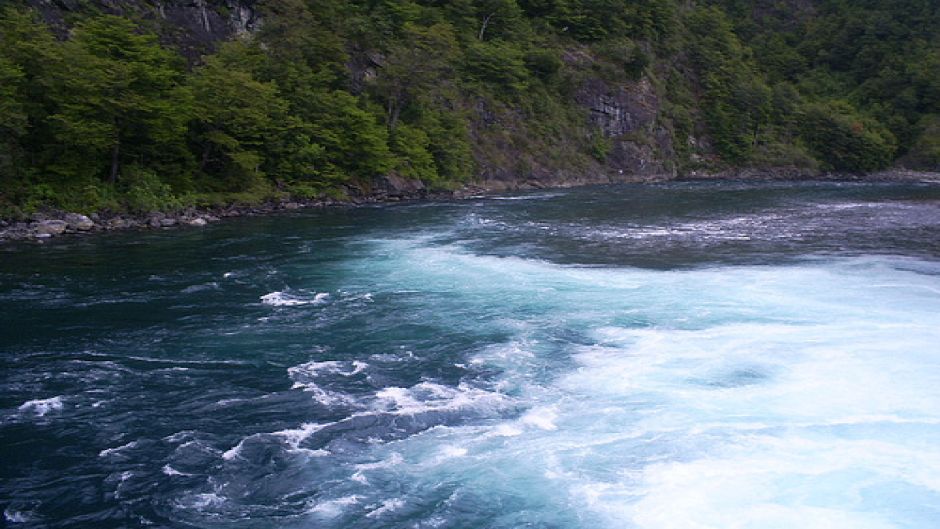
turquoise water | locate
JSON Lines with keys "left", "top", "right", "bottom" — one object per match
{"left": 2, "top": 181, "right": 940, "bottom": 528}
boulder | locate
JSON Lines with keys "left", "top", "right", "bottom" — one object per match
{"left": 374, "top": 173, "right": 426, "bottom": 197}
{"left": 187, "top": 217, "right": 207, "bottom": 227}
{"left": 108, "top": 218, "right": 130, "bottom": 229}
{"left": 159, "top": 217, "right": 178, "bottom": 227}
{"left": 64, "top": 213, "right": 95, "bottom": 231}
{"left": 147, "top": 213, "right": 165, "bottom": 228}
{"left": 34, "top": 219, "right": 67, "bottom": 236}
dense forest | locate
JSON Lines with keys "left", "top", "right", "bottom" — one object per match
{"left": 0, "top": 0, "right": 938, "bottom": 216}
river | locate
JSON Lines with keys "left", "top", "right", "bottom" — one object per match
{"left": 2, "top": 180, "right": 940, "bottom": 528}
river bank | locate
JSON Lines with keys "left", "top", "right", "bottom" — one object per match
{"left": 2, "top": 169, "right": 938, "bottom": 244}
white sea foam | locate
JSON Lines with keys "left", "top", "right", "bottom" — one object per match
{"left": 308, "top": 496, "right": 362, "bottom": 517}
{"left": 18, "top": 396, "right": 63, "bottom": 416}
{"left": 366, "top": 498, "right": 405, "bottom": 518}
{"left": 334, "top": 241, "right": 940, "bottom": 529}
{"left": 288, "top": 360, "right": 369, "bottom": 405}
{"left": 223, "top": 422, "right": 327, "bottom": 461}
{"left": 373, "top": 382, "right": 507, "bottom": 416}
{"left": 98, "top": 440, "right": 139, "bottom": 457}
{"left": 521, "top": 407, "right": 558, "bottom": 431}
{"left": 3, "top": 509, "right": 30, "bottom": 523}
{"left": 162, "top": 465, "right": 191, "bottom": 476}
{"left": 260, "top": 291, "right": 329, "bottom": 306}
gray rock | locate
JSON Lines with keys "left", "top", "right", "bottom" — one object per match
{"left": 64, "top": 213, "right": 95, "bottom": 231}
{"left": 35, "top": 219, "right": 67, "bottom": 236}
{"left": 147, "top": 213, "right": 165, "bottom": 228}
{"left": 187, "top": 217, "right": 207, "bottom": 227}
{"left": 374, "top": 174, "right": 426, "bottom": 197}
{"left": 159, "top": 217, "right": 178, "bottom": 227}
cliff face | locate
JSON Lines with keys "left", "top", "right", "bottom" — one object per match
{"left": 26, "top": 0, "right": 260, "bottom": 60}
{"left": 577, "top": 76, "right": 676, "bottom": 179}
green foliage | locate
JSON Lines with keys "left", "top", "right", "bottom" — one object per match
{"left": 390, "top": 124, "right": 439, "bottom": 182}
{"left": 594, "top": 38, "right": 649, "bottom": 81}
{"left": 304, "top": 90, "right": 394, "bottom": 180}
{"left": 2, "top": 0, "right": 938, "bottom": 216}
{"left": 122, "top": 165, "right": 183, "bottom": 213}
{"left": 373, "top": 22, "right": 459, "bottom": 130}
{"left": 524, "top": 49, "right": 562, "bottom": 81}
{"left": 590, "top": 132, "right": 612, "bottom": 161}
{"left": 462, "top": 40, "right": 529, "bottom": 94}
{"left": 799, "top": 101, "right": 897, "bottom": 173}
{"left": 0, "top": 55, "right": 26, "bottom": 175}
{"left": 901, "top": 115, "right": 940, "bottom": 170}
{"left": 713, "top": 0, "right": 940, "bottom": 164}
{"left": 50, "top": 16, "right": 191, "bottom": 183}
{"left": 188, "top": 41, "right": 285, "bottom": 189}
{"left": 422, "top": 112, "right": 475, "bottom": 183}
{"left": 686, "top": 6, "right": 772, "bottom": 164}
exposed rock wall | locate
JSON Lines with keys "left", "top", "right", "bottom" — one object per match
{"left": 576, "top": 76, "right": 676, "bottom": 179}
{"left": 26, "top": 0, "right": 260, "bottom": 60}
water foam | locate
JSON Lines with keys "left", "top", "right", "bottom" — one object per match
{"left": 18, "top": 396, "right": 63, "bottom": 416}
{"left": 325, "top": 240, "right": 940, "bottom": 528}
{"left": 260, "top": 291, "right": 329, "bottom": 306}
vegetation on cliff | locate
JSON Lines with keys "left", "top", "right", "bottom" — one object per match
{"left": 0, "top": 0, "right": 937, "bottom": 217}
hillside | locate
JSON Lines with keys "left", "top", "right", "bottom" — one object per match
{"left": 0, "top": 0, "right": 938, "bottom": 217}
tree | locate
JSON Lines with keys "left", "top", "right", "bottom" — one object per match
{"left": 373, "top": 22, "right": 458, "bottom": 130}
{"left": 686, "top": 6, "right": 772, "bottom": 163}
{"left": 0, "top": 7, "right": 60, "bottom": 181}
{"left": 188, "top": 41, "right": 287, "bottom": 189}
{"left": 0, "top": 56, "right": 27, "bottom": 177}
{"left": 51, "top": 16, "right": 190, "bottom": 183}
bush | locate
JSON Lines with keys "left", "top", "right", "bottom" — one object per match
{"left": 122, "top": 166, "right": 182, "bottom": 213}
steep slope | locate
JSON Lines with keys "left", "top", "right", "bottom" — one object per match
{"left": 0, "top": 0, "right": 936, "bottom": 217}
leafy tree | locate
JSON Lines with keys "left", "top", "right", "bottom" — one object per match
{"left": 0, "top": 56, "right": 27, "bottom": 177}
{"left": 0, "top": 7, "right": 60, "bottom": 181}
{"left": 373, "top": 22, "right": 458, "bottom": 130}
{"left": 51, "top": 16, "right": 190, "bottom": 183}
{"left": 390, "top": 124, "right": 438, "bottom": 181}
{"left": 188, "top": 41, "right": 286, "bottom": 190}
{"left": 298, "top": 90, "right": 394, "bottom": 181}
{"left": 686, "top": 6, "right": 772, "bottom": 163}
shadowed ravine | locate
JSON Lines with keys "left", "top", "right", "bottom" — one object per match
{"left": 2, "top": 180, "right": 940, "bottom": 528}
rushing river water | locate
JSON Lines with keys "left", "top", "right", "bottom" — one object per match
{"left": 2, "top": 180, "right": 940, "bottom": 529}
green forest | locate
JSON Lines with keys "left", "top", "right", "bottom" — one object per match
{"left": 0, "top": 0, "right": 938, "bottom": 216}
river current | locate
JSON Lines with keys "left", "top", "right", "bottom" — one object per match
{"left": 2, "top": 180, "right": 940, "bottom": 528}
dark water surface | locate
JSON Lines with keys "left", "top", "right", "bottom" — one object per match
{"left": 2, "top": 180, "right": 940, "bottom": 528}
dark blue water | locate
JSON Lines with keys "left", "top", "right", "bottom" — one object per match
{"left": 2, "top": 181, "right": 940, "bottom": 528}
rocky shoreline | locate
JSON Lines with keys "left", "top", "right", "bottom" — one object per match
{"left": 0, "top": 174, "right": 485, "bottom": 243}
{"left": 2, "top": 169, "right": 938, "bottom": 244}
